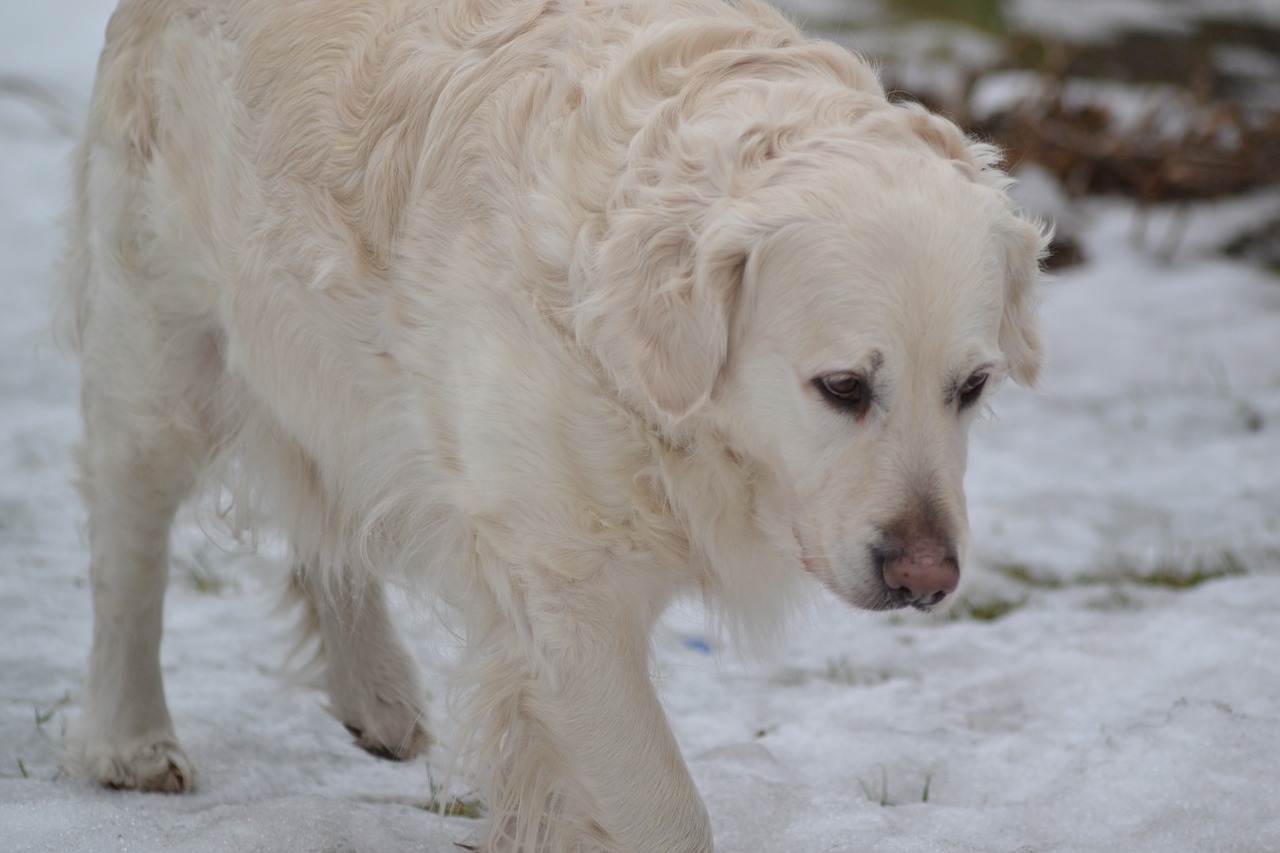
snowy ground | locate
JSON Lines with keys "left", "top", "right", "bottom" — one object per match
{"left": 4, "top": 2, "right": 1280, "bottom": 852}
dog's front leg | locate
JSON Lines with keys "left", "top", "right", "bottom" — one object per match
{"left": 525, "top": 570, "right": 713, "bottom": 853}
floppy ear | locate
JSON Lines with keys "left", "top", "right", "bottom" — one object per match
{"left": 582, "top": 204, "right": 748, "bottom": 422}
{"left": 997, "top": 213, "right": 1050, "bottom": 387}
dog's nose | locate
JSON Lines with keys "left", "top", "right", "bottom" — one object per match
{"left": 879, "top": 545, "right": 959, "bottom": 606}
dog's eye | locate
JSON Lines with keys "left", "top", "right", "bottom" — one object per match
{"left": 958, "top": 372, "right": 988, "bottom": 409}
{"left": 815, "top": 373, "right": 871, "bottom": 418}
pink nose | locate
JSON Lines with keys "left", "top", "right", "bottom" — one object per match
{"left": 881, "top": 543, "right": 959, "bottom": 607}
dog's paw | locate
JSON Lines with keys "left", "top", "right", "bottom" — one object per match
{"left": 69, "top": 729, "right": 195, "bottom": 793}
{"left": 339, "top": 697, "right": 431, "bottom": 761}
{"left": 326, "top": 649, "right": 432, "bottom": 761}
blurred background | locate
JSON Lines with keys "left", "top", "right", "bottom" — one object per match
{"left": 773, "top": 0, "right": 1280, "bottom": 270}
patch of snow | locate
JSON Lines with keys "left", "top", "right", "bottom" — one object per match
{"left": 1008, "top": 0, "right": 1280, "bottom": 40}
{"left": 1007, "top": 0, "right": 1198, "bottom": 40}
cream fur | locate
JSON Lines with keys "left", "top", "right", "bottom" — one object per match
{"left": 64, "top": 0, "right": 1046, "bottom": 850}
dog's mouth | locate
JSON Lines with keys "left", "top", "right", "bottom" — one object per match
{"left": 857, "top": 586, "right": 943, "bottom": 613}
{"left": 841, "top": 577, "right": 948, "bottom": 613}
{"left": 794, "top": 527, "right": 951, "bottom": 613}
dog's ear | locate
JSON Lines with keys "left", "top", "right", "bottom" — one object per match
{"left": 582, "top": 202, "right": 749, "bottom": 422}
{"left": 996, "top": 213, "right": 1049, "bottom": 387}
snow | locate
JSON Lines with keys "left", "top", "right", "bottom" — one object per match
{"left": 4, "top": 2, "right": 1280, "bottom": 852}
{"left": 1008, "top": 0, "right": 1280, "bottom": 39}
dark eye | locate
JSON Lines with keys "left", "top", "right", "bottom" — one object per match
{"left": 815, "top": 373, "right": 872, "bottom": 418}
{"left": 958, "top": 372, "right": 988, "bottom": 409}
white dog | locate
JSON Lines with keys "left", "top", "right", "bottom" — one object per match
{"left": 64, "top": 0, "right": 1045, "bottom": 849}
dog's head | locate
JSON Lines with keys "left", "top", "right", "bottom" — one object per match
{"left": 579, "top": 95, "right": 1047, "bottom": 612}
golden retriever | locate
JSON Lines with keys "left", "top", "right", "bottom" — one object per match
{"left": 64, "top": 0, "right": 1045, "bottom": 849}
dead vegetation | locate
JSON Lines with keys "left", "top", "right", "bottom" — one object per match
{"left": 973, "top": 68, "right": 1280, "bottom": 205}
{"left": 880, "top": 30, "right": 1280, "bottom": 269}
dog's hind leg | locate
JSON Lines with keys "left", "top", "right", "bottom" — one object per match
{"left": 292, "top": 558, "right": 431, "bottom": 762}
